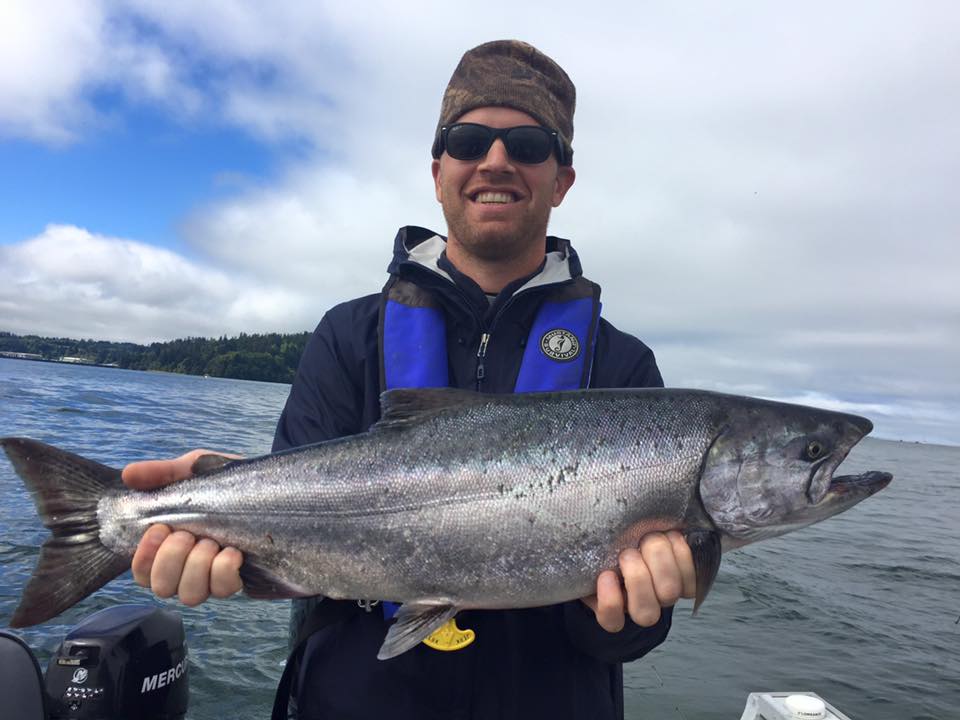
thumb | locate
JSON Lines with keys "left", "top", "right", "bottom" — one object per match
{"left": 122, "top": 449, "right": 240, "bottom": 490}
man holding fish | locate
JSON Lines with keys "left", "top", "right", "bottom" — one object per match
{"left": 124, "top": 40, "right": 694, "bottom": 718}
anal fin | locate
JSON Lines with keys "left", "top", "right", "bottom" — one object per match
{"left": 377, "top": 603, "right": 459, "bottom": 660}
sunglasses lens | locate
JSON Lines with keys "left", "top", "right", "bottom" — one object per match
{"left": 444, "top": 124, "right": 555, "bottom": 164}
{"left": 504, "top": 127, "right": 553, "bottom": 164}
{"left": 445, "top": 124, "right": 494, "bottom": 161}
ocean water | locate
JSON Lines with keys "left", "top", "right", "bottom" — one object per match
{"left": 0, "top": 357, "right": 957, "bottom": 719}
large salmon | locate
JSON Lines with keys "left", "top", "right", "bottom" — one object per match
{"left": 1, "top": 387, "right": 891, "bottom": 658}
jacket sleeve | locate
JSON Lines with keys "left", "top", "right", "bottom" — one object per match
{"left": 272, "top": 308, "right": 366, "bottom": 453}
{"left": 563, "top": 317, "right": 673, "bottom": 662}
{"left": 589, "top": 318, "right": 664, "bottom": 391}
{"left": 563, "top": 600, "right": 673, "bottom": 663}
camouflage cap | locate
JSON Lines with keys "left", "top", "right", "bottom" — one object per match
{"left": 432, "top": 40, "right": 575, "bottom": 165}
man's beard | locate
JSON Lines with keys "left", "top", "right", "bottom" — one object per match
{"left": 442, "top": 203, "right": 551, "bottom": 263}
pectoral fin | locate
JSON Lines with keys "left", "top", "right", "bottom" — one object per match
{"left": 683, "top": 529, "right": 722, "bottom": 613}
{"left": 377, "top": 603, "right": 459, "bottom": 660}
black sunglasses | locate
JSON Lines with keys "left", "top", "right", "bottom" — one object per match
{"left": 438, "top": 123, "right": 567, "bottom": 165}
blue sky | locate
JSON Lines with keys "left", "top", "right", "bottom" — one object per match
{"left": 0, "top": 1, "right": 957, "bottom": 444}
{"left": 0, "top": 114, "right": 279, "bottom": 249}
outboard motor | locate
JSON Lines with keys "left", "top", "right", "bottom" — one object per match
{"left": 1, "top": 604, "right": 188, "bottom": 720}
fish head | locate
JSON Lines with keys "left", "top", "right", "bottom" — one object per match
{"left": 698, "top": 397, "right": 892, "bottom": 548}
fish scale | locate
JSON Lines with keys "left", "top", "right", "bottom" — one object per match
{"left": 1, "top": 386, "right": 891, "bottom": 659}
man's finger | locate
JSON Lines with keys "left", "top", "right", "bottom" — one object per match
{"left": 122, "top": 449, "right": 242, "bottom": 490}
{"left": 150, "top": 531, "right": 197, "bottom": 598}
{"left": 593, "top": 569, "right": 626, "bottom": 632}
{"left": 122, "top": 449, "right": 210, "bottom": 490}
{"left": 131, "top": 524, "right": 171, "bottom": 587}
{"left": 639, "top": 533, "right": 683, "bottom": 607}
{"left": 619, "top": 548, "right": 661, "bottom": 627}
{"left": 177, "top": 539, "right": 220, "bottom": 606}
{"left": 210, "top": 547, "right": 245, "bottom": 599}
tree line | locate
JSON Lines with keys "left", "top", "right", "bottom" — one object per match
{"left": 0, "top": 331, "right": 311, "bottom": 384}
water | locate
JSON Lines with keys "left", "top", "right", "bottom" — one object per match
{"left": 0, "top": 359, "right": 292, "bottom": 715}
{"left": 1, "top": 357, "right": 957, "bottom": 719}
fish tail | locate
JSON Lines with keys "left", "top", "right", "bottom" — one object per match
{"left": 1, "top": 437, "right": 129, "bottom": 627}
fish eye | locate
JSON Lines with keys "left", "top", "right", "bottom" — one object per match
{"left": 802, "top": 440, "right": 827, "bottom": 461}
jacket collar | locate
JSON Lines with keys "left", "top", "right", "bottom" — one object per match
{"left": 386, "top": 225, "right": 584, "bottom": 294}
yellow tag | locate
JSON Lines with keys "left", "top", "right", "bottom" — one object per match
{"left": 422, "top": 618, "right": 475, "bottom": 652}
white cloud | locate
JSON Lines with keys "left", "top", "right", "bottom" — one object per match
{"left": 180, "top": 161, "right": 444, "bottom": 302}
{"left": 0, "top": 0, "right": 106, "bottom": 142}
{"left": 0, "top": 0, "right": 206, "bottom": 142}
{"left": 0, "top": 225, "right": 313, "bottom": 342}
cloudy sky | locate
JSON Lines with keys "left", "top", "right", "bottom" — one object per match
{"left": 0, "top": 1, "right": 957, "bottom": 444}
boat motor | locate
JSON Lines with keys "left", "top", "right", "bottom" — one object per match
{"left": 1, "top": 604, "right": 188, "bottom": 720}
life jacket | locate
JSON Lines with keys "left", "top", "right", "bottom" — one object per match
{"left": 379, "top": 272, "right": 602, "bottom": 393}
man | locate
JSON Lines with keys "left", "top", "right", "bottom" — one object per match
{"left": 124, "top": 40, "right": 696, "bottom": 719}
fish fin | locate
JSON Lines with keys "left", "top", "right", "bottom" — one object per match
{"left": 239, "top": 558, "right": 314, "bottom": 599}
{"left": 12, "top": 540, "right": 129, "bottom": 628}
{"left": 377, "top": 603, "right": 459, "bottom": 660}
{"left": 0, "top": 437, "right": 129, "bottom": 627}
{"left": 190, "top": 453, "right": 237, "bottom": 475}
{"left": 375, "top": 388, "right": 488, "bottom": 429}
{"left": 683, "top": 528, "right": 722, "bottom": 613}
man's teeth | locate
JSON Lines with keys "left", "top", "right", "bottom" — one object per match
{"left": 475, "top": 192, "right": 515, "bottom": 204}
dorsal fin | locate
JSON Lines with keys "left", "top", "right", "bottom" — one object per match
{"left": 374, "top": 388, "right": 490, "bottom": 430}
{"left": 191, "top": 453, "right": 237, "bottom": 476}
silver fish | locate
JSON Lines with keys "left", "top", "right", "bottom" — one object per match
{"left": 1, "top": 388, "right": 891, "bottom": 659}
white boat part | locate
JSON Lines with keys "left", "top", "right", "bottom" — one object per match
{"left": 739, "top": 691, "right": 853, "bottom": 720}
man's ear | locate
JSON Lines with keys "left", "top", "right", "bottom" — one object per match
{"left": 432, "top": 159, "right": 442, "bottom": 202}
{"left": 552, "top": 165, "right": 576, "bottom": 207}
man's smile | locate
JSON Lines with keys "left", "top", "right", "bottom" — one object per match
{"left": 474, "top": 191, "right": 517, "bottom": 204}
{"left": 467, "top": 187, "right": 525, "bottom": 207}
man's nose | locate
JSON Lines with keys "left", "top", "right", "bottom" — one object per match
{"left": 478, "top": 138, "right": 513, "bottom": 170}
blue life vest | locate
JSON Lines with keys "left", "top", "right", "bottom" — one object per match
{"left": 377, "top": 273, "right": 602, "bottom": 619}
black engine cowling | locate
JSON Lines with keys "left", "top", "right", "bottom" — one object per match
{"left": 2, "top": 604, "right": 189, "bottom": 720}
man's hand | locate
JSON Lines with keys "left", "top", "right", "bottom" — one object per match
{"left": 123, "top": 450, "right": 244, "bottom": 606}
{"left": 581, "top": 531, "right": 696, "bottom": 632}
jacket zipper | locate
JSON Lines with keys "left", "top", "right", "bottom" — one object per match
{"left": 472, "top": 283, "right": 576, "bottom": 391}
{"left": 475, "top": 332, "right": 491, "bottom": 390}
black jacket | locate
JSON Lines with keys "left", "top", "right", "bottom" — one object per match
{"left": 273, "top": 227, "right": 670, "bottom": 720}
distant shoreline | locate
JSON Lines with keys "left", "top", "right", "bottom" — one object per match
{"left": 0, "top": 330, "right": 309, "bottom": 384}
{"left": 0, "top": 354, "right": 122, "bottom": 370}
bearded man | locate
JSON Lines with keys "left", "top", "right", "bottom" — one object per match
{"left": 125, "top": 40, "right": 695, "bottom": 719}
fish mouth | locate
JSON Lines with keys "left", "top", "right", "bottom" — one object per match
{"left": 781, "top": 469, "right": 892, "bottom": 538}
{"left": 826, "top": 470, "right": 893, "bottom": 499}
{"left": 806, "top": 470, "right": 892, "bottom": 520}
